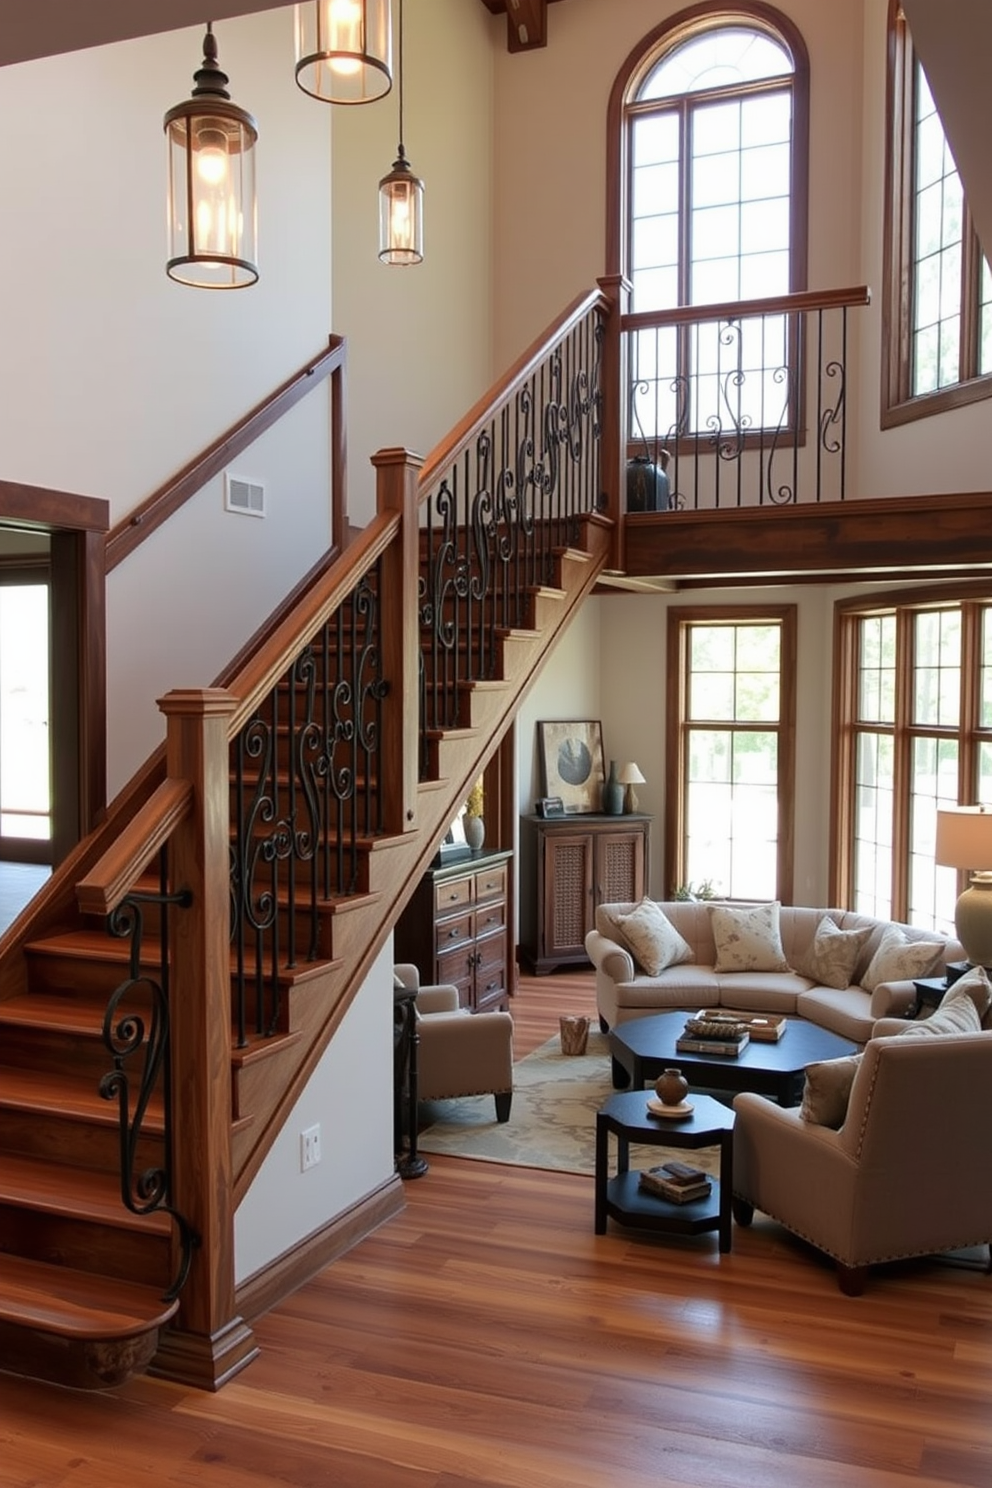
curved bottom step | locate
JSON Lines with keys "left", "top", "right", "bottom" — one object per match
{"left": 0, "top": 1252, "right": 178, "bottom": 1390}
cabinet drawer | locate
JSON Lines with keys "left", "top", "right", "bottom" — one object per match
{"left": 436, "top": 909, "right": 473, "bottom": 954}
{"left": 474, "top": 864, "right": 507, "bottom": 903}
{"left": 435, "top": 876, "right": 473, "bottom": 915}
{"left": 474, "top": 899, "right": 506, "bottom": 938}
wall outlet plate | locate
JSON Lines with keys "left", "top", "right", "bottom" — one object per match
{"left": 300, "top": 1123, "right": 321, "bottom": 1171}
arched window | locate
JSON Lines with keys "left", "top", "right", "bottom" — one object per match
{"left": 610, "top": 6, "right": 808, "bottom": 312}
{"left": 607, "top": 6, "right": 809, "bottom": 447}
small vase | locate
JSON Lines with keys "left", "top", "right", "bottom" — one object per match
{"left": 655, "top": 1067, "right": 689, "bottom": 1107}
{"left": 464, "top": 814, "right": 485, "bottom": 851}
{"left": 602, "top": 759, "right": 624, "bottom": 815}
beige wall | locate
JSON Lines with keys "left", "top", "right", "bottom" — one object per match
{"left": 331, "top": 0, "right": 497, "bottom": 524}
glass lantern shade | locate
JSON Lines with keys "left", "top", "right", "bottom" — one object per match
{"left": 378, "top": 153, "right": 424, "bottom": 264}
{"left": 295, "top": 0, "right": 392, "bottom": 104}
{"left": 165, "top": 101, "right": 258, "bottom": 288}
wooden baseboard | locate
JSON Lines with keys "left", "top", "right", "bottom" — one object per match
{"left": 235, "top": 1173, "right": 406, "bottom": 1325}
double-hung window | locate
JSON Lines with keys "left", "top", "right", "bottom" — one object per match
{"left": 882, "top": 1, "right": 992, "bottom": 423}
{"left": 836, "top": 590, "right": 992, "bottom": 931}
{"left": 666, "top": 606, "right": 796, "bottom": 900}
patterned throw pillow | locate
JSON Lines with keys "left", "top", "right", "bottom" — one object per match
{"left": 860, "top": 925, "right": 944, "bottom": 993}
{"left": 613, "top": 899, "right": 693, "bottom": 977}
{"left": 794, "top": 916, "right": 874, "bottom": 990}
{"left": 800, "top": 1054, "right": 862, "bottom": 1128}
{"left": 892, "top": 976, "right": 984, "bottom": 1038}
{"left": 709, "top": 901, "right": 790, "bottom": 974}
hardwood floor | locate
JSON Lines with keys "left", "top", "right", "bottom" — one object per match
{"left": 1, "top": 966, "right": 991, "bottom": 1487}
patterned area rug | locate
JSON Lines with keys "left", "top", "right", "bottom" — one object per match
{"left": 417, "top": 1029, "right": 721, "bottom": 1177}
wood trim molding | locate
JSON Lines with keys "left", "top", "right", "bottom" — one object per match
{"left": 235, "top": 1175, "right": 405, "bottom": 1324}
{"left": 104, "top": 336, "right": 346, "bottom": 572}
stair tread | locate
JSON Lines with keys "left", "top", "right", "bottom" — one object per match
{"left": 0, "top": 1066, "right": 164, "bottom": 1127}
{"left": 0, "top": 991, "right": 110, "bottom": 1035}
{"left": 0, "top": 1151, "right": 172, "bottom": 1234}
{"left": 0, "top": 1251, "right": 178, "bottom": 1339}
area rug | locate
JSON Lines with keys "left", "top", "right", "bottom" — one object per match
{"left": 417, "top": 1029, "right": 721, "bottom": 1177}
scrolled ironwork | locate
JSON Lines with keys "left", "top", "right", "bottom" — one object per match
{"left": 100, "top": 885, "right": 198, "bottom": 1304}
{"left": 230, "top": 564, "right": 387, "bottom": 1040}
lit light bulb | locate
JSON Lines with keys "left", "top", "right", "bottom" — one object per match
{"left": 327, "top": 0, "right": 362, "bottom": 72}
{"left": 195, "top": 123, "right": 228, "bottom": 186}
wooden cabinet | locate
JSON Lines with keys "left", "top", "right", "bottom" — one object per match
{"left": 395, "top": 849, "right": 512, "bottom": 1012}
{"left": 520, "top": 814, "right": 650, "bottom": 975}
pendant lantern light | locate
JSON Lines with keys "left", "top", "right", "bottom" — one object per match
{"left": 378, "top": 0, "right": 423, "bottom": 265}
{"left": 294, "top": 0, "right": 392, "bottom": 105}
{"left": 164, "top": 24, "right": 259, "bottom": 288}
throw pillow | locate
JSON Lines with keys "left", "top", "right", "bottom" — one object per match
{"left": 794, "top": 916, "right": 874, "bottom": 990}
{"left": 944, "top": 964, "right": 992, "bottom": 1020}
{"left": 892, "top": 976, "right": 984, "bottom": 1039}
{"left": 613, "top": 898, "right": 693, "bottom": 977}
{"left": 800, "top": 1053, "right": 862, "bottom": 1129}
{"left": 709, "top": 901, "right": 790, "bottom": 974}
{"left": 860, "top": 925, "right": 944, "bottom": 993}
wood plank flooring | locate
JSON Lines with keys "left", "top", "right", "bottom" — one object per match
{"left": 1, "top": 967, "right": 991, "bottom": 1487}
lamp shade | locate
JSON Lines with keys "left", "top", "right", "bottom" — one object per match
{"left": 936, "top": 806, "right": 992, "bottom": 967}
{"left": 294, "top": 0, "right": 392, "bottom": 104}
{"left": 617, "top": 762, "right": 646, "bottom": 814}
{"left": 164, "top": 26, "right": 258, "bottom": 289}
{"left": 935, "top": 806, "right": 992, "bottom": 869}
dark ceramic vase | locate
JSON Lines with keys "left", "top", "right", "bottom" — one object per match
{"left": 602, "top": 760, "right": 624, "bottom": 815}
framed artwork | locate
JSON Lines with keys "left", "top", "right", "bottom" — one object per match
{"left": 538, "top": 720, "right": 605, "bottom": 814}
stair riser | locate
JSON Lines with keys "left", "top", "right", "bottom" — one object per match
{"left": 0, "top": 1109, "right": 164, "bottom": 1174}
{"left": 23, "top": 951, "right": 160, "bottom": 1001}
{"left": 0, "top": 1028, "right": 117, "bottom": 1081}
{"left": 0, "top": 1317, "right": 163, "bottom": 1391}
{"left": 0, "top": 1208, "right": 173, "bottom": 1289}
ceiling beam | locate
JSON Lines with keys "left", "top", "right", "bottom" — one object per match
{"left": 480, "top": 0, "right": 565, "bottom": 54}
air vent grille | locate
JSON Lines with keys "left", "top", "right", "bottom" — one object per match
{"left": 225, "top": 474, "right": 266, "bottom": 517}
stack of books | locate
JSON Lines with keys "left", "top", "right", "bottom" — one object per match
{"left": 676, "top": 1012, "right": 750, "bottom": 1057}
{"left": 638, "top": 1159, "right": 712, "bottom": 1204}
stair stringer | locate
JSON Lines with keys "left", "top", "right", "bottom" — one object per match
{"left": 230, "top": 516, "right": 612, "bottom": 1205}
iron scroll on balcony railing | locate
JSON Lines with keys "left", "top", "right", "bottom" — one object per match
{"left": 416, "top": 291, "right": 607, "bottom": 755}
{"left": 624, "top": 285, "right": 871, "bottom": 512}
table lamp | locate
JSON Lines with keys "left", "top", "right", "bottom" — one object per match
{"left": 935, "top": 805, "right": 992, "bottom": 967}
{"left": 617, "top": 762, "right": 646, "bottom": 814}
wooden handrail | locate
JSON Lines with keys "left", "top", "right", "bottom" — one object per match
{"left": 75, "top": 777, "right": 194, "bottom": 917}
{"left": 622, "top": 284, "right": 871, "bottom": 334}
{"left": 104, "top": 336, "right": 347, "bottom": 572}
{"left": 224, "top": 509, "right": 401, "bottom": 739}
{"left": 418, "top": 287, "right": 611, "bottom": 493}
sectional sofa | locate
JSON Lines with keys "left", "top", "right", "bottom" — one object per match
{"left": 584, "top": 899, "right": 965, "bottom": 1044}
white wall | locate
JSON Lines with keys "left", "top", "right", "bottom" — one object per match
{"left": 331, "top": 0, "right": 496, "bottom": 524}
{"left": 235, "top": 939, "right": 396, "bottom": 1284}
{"left": 0, "top": 10, "right": 336, "bottom": 791}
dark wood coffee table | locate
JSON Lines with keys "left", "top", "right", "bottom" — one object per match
{"left": 609, "top": 1011, "right": 859, "bottom": 1107}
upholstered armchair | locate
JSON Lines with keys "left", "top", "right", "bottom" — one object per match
{"left": 732, "top": 1030, "right": 992, "bottom": 1293}
{"left": 394, "top": 964, "right": 514, "bottom": 1121}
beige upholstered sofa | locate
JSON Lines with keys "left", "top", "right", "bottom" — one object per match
{"left": 585, "top": 899, "right": 965, "bottom": 1044}
{"left": 732, "top": 972, "right": 992, "bottom": 1292}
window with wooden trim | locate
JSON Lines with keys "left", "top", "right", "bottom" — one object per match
{"left": 835, "top": 589, "right": 992, "bottom": 931}
{"left": 666, "top": 606, "right": 796, "bottom": 899}
{"left": 882, "top": 1, "right": 992, "bottom": 425}
{"left": 611, "top": 6, "right": 809, "bottom": 444}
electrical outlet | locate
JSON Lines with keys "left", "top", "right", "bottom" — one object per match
{"left": 300, "top": 1123, "right": 321, "bottom": 1171}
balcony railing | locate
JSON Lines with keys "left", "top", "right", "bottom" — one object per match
{"left": 624, "top": 285, "right": 870, "bottom": 512}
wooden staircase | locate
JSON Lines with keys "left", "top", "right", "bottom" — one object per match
{"left": 0, "top": 287, "right": 617, "bottom": 1391}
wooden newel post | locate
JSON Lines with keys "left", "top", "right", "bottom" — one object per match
{"left": 373, "top": 447, "right": 424, "bottom": 838}
{"left": 152, "top": 687, "right": 259, "bottom": 1390}
{"left": 597, "top": 273, "right": 631, "bottom": 573}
